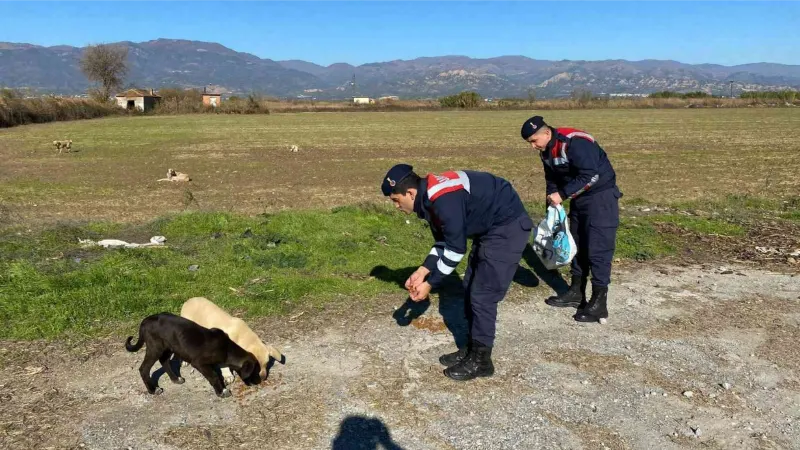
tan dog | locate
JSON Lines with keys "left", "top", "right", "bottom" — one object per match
{"left": 53, "top": 140, "right": 73, "bottom": 154}
{"left": 157, "top": 168, "right": 191, "bottom": 182}
{"left": 180, "top": 297, "right": 284, "bottom": 384}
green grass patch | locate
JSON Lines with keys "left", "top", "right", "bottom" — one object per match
{"left": 781, "top": 210, "right": 800, "bottom": 222}
{"left": 650, "top": 214, "right": 746, "bottom": 236}
{"left": 613, "top": 214, "right": 743, "bottom": 261}
{"left": 0, "top": 206, "right": 434, "bottom": 340}
{"left": 615, "top": 218, "right": 676, "bottom": 261}
{"left": 0, "top": 202, "right": 780, "bottom": 340}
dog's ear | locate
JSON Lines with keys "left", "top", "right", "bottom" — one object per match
{"left": 209, "top": 328, "right": 229, "bottom": 338}
{"left": 239, "top": 359, "right": 255, "bottom": 380}
{"left": 240, "top": 359, "right": 263, "bottom": 385}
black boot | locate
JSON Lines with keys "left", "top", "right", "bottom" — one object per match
{"left": 443, "top": 340, "right": 494, "bottom": 381}
{"left": 439, "top": 346, "right": 468, "bottom": 366}
{"left": 574, "top": 286, "right": 608, "bottom": 323}
{"left": 545, "top": 275, "right": 586, "bottom": 308}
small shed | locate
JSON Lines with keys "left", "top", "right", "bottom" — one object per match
{"left": 202, "top": 87, "right": 222, "bottom": 107}
{"left": 353, "top": 97, "right": 374, "bottom": 104}
{"left": 115, "top": 88, "right": 161, "bottom": 112}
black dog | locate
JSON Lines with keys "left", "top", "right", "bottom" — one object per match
{"left": 125, "top": 312, "right": 262, "bottom": 397}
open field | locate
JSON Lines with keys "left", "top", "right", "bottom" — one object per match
{"left": 1, "top": 109, "right": 799, "bottom": 225}
{"left": 1, "top": 109, "right": 799, "bottom": 449}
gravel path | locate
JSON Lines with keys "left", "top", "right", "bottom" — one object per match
{"left": 1, "top": 264, "right": 798, "bottom": 450}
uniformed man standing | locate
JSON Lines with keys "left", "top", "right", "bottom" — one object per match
{"left": 381, "top": 164, "right": 533, "bottom": 381}
{"left": 520, "top": 116, "right": 622, "bottom": 323}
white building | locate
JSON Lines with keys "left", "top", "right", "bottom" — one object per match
{"left": 115, "top": 88, "right": 161, "bottom": 111}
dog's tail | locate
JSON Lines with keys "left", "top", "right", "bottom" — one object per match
{"left": 125, "top": 322, "right": 146, "bottom": 352}
{"left": 125, "top": 335, "right": 144, "bottom": 352}
{"left": 267, "top": 345, "right": 286, "bottom": 365}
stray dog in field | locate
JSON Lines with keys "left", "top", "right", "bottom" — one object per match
{"left": 125, "top": 312, "right": 261, "bottom": 397}
{"left": 52, "top": 140, "right": 72, "bottom": 154}
{"left": 181, "top": 297, "right": 285, "bottom": 385}
{"left": 157, "top": 168, "right": 191, "bottom": 182}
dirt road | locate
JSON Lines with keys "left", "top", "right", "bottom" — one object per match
{"left": 1, "top": 264, "right": 798, "bottom": 449}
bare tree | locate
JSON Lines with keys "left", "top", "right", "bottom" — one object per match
{"left": 80, "top": 44, "right": 129, "bottom": 102}
{"left": 527, "top": 87, "right": 536, "bottom": 104}
{"left": 571, "top": 88, "right": 594, "bottom": 107}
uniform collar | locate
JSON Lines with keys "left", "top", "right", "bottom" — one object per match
{"left": 413, "top": 178, "right": 428, "bottom": 219}
{"left": 545, "top": 126, "right": 559, "bottom": 153}
{"left": 541, "top": 126, "right": 559, "bottom": 159}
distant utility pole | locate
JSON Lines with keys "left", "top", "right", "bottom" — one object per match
{"left": 729, "top": 80, "right": 734, "bottom": 98}
{"left": 351, "top": 74, "right": 357, "bottom": 98}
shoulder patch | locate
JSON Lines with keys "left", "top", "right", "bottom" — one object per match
{"left": 426, "top": 171, "right": 471, "bottom": 201}
{"left": 564, "top": 131, "right": 595, "bottom": 143}
{"left": 550, "top": 128, "right": 595, "bottom": 163}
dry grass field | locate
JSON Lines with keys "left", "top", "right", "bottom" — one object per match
{"left": 1, "top": 109, "right": 798, "bottom": 225}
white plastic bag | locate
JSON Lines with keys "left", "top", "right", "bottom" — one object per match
{"left": 532, "top": 205, "right": 577, "bottom": 270}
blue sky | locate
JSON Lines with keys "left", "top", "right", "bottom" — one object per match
{"left": 1, "top": 1, "right": 798, "bottom": 66}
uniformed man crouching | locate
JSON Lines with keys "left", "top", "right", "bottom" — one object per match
{"left": 381, "top": 164, "right": 533, "bottom": 381}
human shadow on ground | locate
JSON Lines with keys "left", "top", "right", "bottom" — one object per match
{"left": 371, "top": 248, "right": 566, "bottom": 349}
{"left": 521, "top": 243, "right": 570, "bottom": 295}
{"left": 331, "top": 415, "right": 405, "bottom": 450}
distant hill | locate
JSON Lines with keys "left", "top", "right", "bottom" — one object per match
{"left": 1, "top": 39, "right": 798, "bottom": 98}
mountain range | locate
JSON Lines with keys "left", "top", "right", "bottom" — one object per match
{"left": 1, "top": 39, "right": 799, "bottom": 99}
